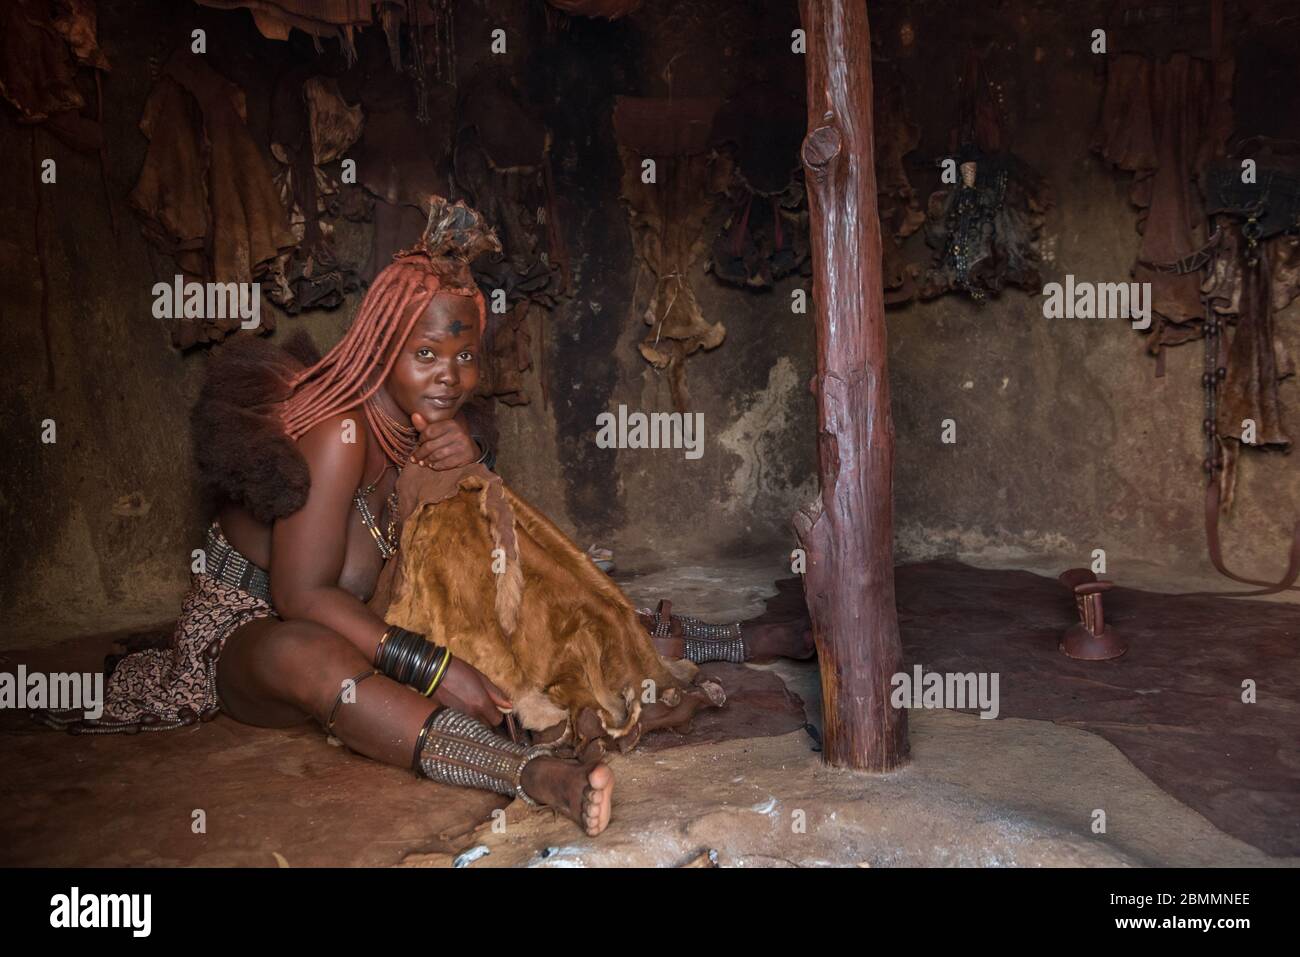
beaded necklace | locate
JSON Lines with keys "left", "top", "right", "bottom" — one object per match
{"left": 357, "top": 397, "right": 418, "bottom": 559}
{"left": 364, "top": 395, "right": 419, "bottom": 464}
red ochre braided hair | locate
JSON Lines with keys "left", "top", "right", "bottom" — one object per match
{"left": 278, "top": 197, "right": 501, "bottom": 465}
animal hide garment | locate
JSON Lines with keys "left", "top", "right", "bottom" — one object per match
{"left": 1092, "top": 52, "right": 1234, "bottom": 347}
{"left": 190, "top": 332, "right": 321, "bottom": 524}
{"left": 708, "top": 85, "right": 810, "bottom": 290}
{"left": 1207, "top": 232, "right": 1298, "bottom": 509}
{"left": 709, "top": 184, "right": 809, "bottom": 290}
{"left": 131, "top": 51, "right": 298, "bottom": 347}
{"left": 920, "top": 44, "right": 1051, "bottom": 302}
{"left": 452, "top": 86, "right": 568, "bottom": 407}
{"left": 268, "top": 73, "right": 365, "bottom": 313}
{"left": 51, "top": 0, "right": 109, "bottom": 71}
{"left": 369, "top": 464, "right": 717, "bottom": 747}
{"left": 919, "top": 154, "right": 1052, "bottom": 301}
{"left": 874, "top": 59, "right": 925, "bottom": 304}
{"left": 615, "top": 97, "right": 730, "bottom": 411}
{"left": 352, "top": 74, "right": 455, "bottom": 280}
{"left": 195, "top": 0, "right": 372, "bottom": 60}
{"left": 0, "top": 0, "right": 85, "bottom": 122}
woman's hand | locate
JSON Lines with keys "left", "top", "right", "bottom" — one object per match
{"left": 410, "top": 412, "right": 480, "bottom": 470}
{"left": 433, "top": 657, "right": 513, "bottom": 727}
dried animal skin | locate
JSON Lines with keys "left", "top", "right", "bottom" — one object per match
{"left": 0, "top": 0, "right": 85, "bottom": 122}
{"left": 370, "top": 465, "right": 710, "bottom": 746}
{"left": 621, "top": 149, "right": 732, "bottom": 410}
{"left": 130, "top": 52, "right": 297, "bottom": 346}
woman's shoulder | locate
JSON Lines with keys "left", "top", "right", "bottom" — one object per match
{"left": 296, "top": 408, "right": 371, "bottom": 477}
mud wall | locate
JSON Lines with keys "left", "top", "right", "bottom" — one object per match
{"left": 3, "top": 0, "right": 1297, "bottom": 645}
{"left": 877, "top": 0, "right": 1300, "bottom": 585}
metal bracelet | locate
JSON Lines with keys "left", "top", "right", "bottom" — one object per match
{"left": 684, "top": 635, "right": 746, "bottom": 663}
{"left": 416, "top": 708, "right": 550, "bottom": 806}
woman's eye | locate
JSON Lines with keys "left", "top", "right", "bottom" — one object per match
{"left": 416, "top": 348, "right": 434, "bottom": 359}
{"left": 458, "top": 351, "right": 476, "bottom": 363}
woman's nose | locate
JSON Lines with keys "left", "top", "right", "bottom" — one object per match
{"left": 434, "top": 361, "right": 458, "bottom": 386}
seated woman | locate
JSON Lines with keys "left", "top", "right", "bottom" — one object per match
{"left": 40, "top": 199, "right": 810, "bottom": 837}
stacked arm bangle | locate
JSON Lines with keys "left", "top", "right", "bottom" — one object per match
{"left": 374, "top": 625, "right": 454, "bottom": 698}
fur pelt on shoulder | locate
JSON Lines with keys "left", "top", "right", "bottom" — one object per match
{"left": 190, "top": 330, "right": 322, "bottom": 523}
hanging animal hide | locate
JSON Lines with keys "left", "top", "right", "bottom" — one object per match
{"left": 267, "top": 73, "right": 365, "bottom": 313}
{"left": 920, "top": 44, "right": 1052, "bottom": 302}
{"left": 479, "top": 299, "right": 534, "bottom": 407}
{"left": 369, "top": 464, "right": 723, "bottom": 747}
{"left": 1202, "top": 147, "right": 1300, "bottom": 509}
{"left": 455, "top": 90, "right": 565, "bottom": 309}
{"left": 615, "top": 97, "right": 730, "bottom": 411}
{"left": 709, "top": 183, "right": 809, "bottom": 290}
{"left": 453, "top": 85, "right": 567, "bottom": 407}
{"left": 352, "top": 72, "right": 455, "bottom": 279}
{"left": 1213, "top": 243, "right": 1295, "bottom": 508}
{"left": 0, "top": 0, "right": 84, "bottom": 122}
{"left": 195, "top": 0, "right": 372, "bottom": 61}
{"left": 131, "top": 51, "right": 298, "bottom": 347}
{"left": 1092, "top": 52, "right": 1234, "bottom": 348}
{"left": 708, "top": 85, "right": 810, "bottom": 290}
{"left": 919, "top": 154, "right": 1052, "bottom": 301}
{"left": 874, "top": 58, "right": 925, "bottom": 304}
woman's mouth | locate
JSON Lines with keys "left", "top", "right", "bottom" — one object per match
{"left": 427, "top": 394, "right": 460, "bottom": 409}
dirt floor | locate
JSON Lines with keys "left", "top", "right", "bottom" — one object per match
{"left": 2, "top": 559, "right": 1296, "bottom": 868}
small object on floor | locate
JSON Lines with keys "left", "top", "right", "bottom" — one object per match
{"left": 453, "top": 844, "right": 490, "bottom": 868}
{"left": 586, "top": 544, "right": 614, "bottom": 574}
{"left": 681, "top": 848, "right": 719, "bottom": 868}
{"left": 1057, "top": 568, "right": 1128, "bottom": 661}
{"left": 803, "top": 722, "right": 823, "bottom": 753}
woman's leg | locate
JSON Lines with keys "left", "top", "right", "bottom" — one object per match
{"left": 638, "top": 604, "right": 814, "bottom": 663}
{"left": 217, "top": 618, "right": 613, "bottom": 835}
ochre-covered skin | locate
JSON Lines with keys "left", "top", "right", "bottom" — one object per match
{"left": 370, "top": 463, "right": 708, "bottom": 745}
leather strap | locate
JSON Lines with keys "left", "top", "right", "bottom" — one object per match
{"left": 1198, "top": 479, "right": 1300, "bottom": 596}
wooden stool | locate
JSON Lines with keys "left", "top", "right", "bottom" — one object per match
{"left": 1057, "top": 568, "right": 1128, "bottom": 660}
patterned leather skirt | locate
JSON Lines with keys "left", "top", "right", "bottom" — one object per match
{"left": 39, "top": 523, "right": 276, "bottom": 734}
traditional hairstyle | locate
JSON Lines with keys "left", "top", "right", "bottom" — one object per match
{"left": 278, "top": 197, "right": 501, "bottom": 464}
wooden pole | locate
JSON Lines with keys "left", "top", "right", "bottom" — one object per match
{"left": 794, "top": 0, "right": 909, "bottom": 771}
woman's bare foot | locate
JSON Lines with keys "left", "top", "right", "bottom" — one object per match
{"left": 743, "top": 618, "right": 815, "bottom": 662}
{"left": 520, "top": 751, "right": 614, "bottom": 836}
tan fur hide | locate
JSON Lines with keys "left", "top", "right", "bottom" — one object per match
{"left": 368, "top": 464, "right": 699, "bottom": 744}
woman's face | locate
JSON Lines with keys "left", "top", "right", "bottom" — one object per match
{"left": 385, "top": 292, "right": 482, "bottom": 424}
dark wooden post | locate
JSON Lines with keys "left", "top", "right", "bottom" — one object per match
{"left": 794, "top": 0, "right": 909, "bottom": 771}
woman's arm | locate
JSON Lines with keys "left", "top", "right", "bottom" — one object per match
{"left": 269, "top": 413, "right": 383, "bottom": 659}
{"left": 268, "top": 412, "right": 513, "bottom": 724}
